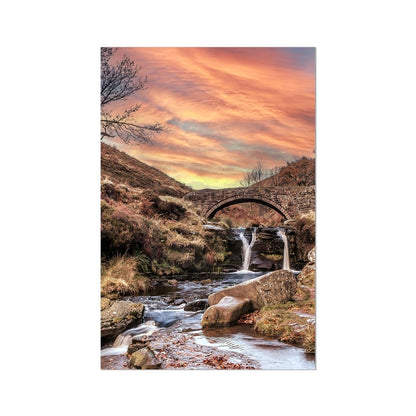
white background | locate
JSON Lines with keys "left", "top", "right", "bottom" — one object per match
{"left": 1, "top": 1, "right": 415, "bottom": 415}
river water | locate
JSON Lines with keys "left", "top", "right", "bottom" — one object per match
{"left": 101, "top": 271, "right": 315, "bottom": 370}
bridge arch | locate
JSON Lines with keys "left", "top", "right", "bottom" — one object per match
{"left": 205, "top": 195, "right": 291, "bottom": 220}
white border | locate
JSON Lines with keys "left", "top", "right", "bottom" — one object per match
{"left": 2, "top": 1, "right": 416, "bottom": 415}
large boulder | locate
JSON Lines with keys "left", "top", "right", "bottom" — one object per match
{"left": 101, "top": 300, "right": 145, "bottom": 340}
{"left": 201, "top": 296, "right": 252, "bottom": 328}
{"left": 129, "top": 347, "right": 161, "bottom": 369}
{"left": 208, "top": 270, "right": 297, "bottom": 310}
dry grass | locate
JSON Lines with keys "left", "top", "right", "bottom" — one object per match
{"left": 302, "top": 323, "right": 316, "bottom": 353}
{"left": 298, "top": 210, "right": 315, "bottom": 223}
{"left": 254, "top": 301, "right": 315, "bottom": 353}
{"left": 166, "top": 231, "right": 205, "bottom": 250}
{"left": 263, "top": 254, "right": 283, "bottom": 261}
{"left": 165, "top": 250, "right": 195, "bottom": 267}
{"left": 101, "top": 144, "right": 232, "bottom": 275}
{"left": 101, "top": 256, "right": 150, "bottom": 297}
{"left": 297, "top": 264, "right": 316, "bottom": 288}
{"left": 101, "top": 143, "right": 190, "bottom": 196}
{"left": 159, "top": 195, "right": 192, "bottom": 209}
{"left": 101, "top": 178, "right": 228, "bottom": 275}
{"left": 253, "top": 157, "right": 315, "bottom": 187}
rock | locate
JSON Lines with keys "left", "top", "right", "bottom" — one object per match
{"left": 201, "top": 279, "right": 212, "bottom": 285}
{"left": 172, "top": 298, "right": 186, "bottom": 306}
{"left": 127, "top": 340, "right": 148, "bottom": 355}
{"left": 101, "top": 301, "right": 145, "bottom": 340}
{"left": 167, "top": 279, "right": 178, "bottom": 285}
{"left": 307, "top": 247, "right": 315, "bottom": 264}
{"left": 129, "top": 347, "right": 161, "bottom": 369}
{"left": 241, "top": 228, "right": 297, "bottom": 271}
{"left": 222, "top": 267, "right": 239, "bottom": 273}
{"left": 184, "top": 299, "right": 208, "bottom": 311}
{"left": 107, "top": 292, "right": 120, "bottom": 300}
{"left": 297, "top": 264, "right": 315, "bottom": 287}
{"left": 201, "top": 296, "right": 252, "bottom": 327}
{"left": 101, "top": 297, "right": 112, "bottom": 311}
{"left": 250, "top": 252, "right": 275, "bottom": 272}
{"left": 208, "top": 270, "right": 297, "bottom": 310}
{"left": 221, "top": 231, "right": 246, "bottom": 271}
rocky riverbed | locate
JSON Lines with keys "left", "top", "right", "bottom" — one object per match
{"left": 101, "top": 267, "right": 315, "bottom": 370}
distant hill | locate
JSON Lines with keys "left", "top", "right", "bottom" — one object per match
{"left": 252, "top": 157, "right": 315, "bottom": 188}
{"left": 101, "top": 143, "right": 191, "bottom": 197}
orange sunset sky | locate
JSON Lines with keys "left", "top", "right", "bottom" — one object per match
{"left": 102, "top": 47, "right": 315, "bottom": 189}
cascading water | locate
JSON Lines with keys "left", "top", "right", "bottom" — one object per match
{"left": 277, "top": 229, "right": 290, "bottom": 270}
{"left": 101, "top": 321, "right": 158, "bottom": 356}
{"left": 239, "top": 228, "right": 257, "bottom": 271}
{"left": 101, "top": 265, "right": 315, "bottom": 369}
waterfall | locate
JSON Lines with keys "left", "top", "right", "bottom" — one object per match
{"left": 101, "top": 321, "right": 158, "bottom": 356}
{"left": 239, "top": 228, "right": 257, "bottom": 271}
{"left": 113, "top": 333, "right": 133, "bottom": 348}
{"left": 277, "top": 229, "right": 290, "bottom": 270}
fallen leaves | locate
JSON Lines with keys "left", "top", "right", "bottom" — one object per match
{"left": 237, "top": 311, "right": 260, "bottom": 325}
{"left": 203, "top": 354, "right": 255, "bottom": 370}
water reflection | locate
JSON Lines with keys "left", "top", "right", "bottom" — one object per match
{"left": 102, "top": 271, "right": 315, "bottom": 369}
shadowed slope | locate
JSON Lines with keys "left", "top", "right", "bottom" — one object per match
{"left": 101, "top": 143, "right": 191, "bottom": 197}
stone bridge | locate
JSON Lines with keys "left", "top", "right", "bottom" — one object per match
{"left": 184, "top": 185, "right": 315, "bottom": 219}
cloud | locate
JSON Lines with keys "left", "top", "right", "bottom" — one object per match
{"left": 104, "top": 47, "right": 315, "bottom": 189}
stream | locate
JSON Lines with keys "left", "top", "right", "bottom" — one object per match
{"left": 101, "top": 271, "right": 316, "bottom": 370}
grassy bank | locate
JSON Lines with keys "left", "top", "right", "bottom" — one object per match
{"left": 102, "top": 187, "right": 229, "bottom": 272}
{"left": 254, "top": 256, "right": 316, "bottom": 353}
{"left": 101, "top": 256, "right": 151, "bottom": 299}
{"left": 254, "top": 302, "right": 315, "bottom": 353}
{"left": 101, "top": 143, "right": 233, "bottom": 288}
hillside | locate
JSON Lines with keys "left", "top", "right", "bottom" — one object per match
{"left": 101, "top": 143, "right": 190, "bottom": 197}
{"left": 101, "top": 143, "right": 232, "bottom": 285}
{"left": 252, "top": 157, "right": 315, "bottom": 188}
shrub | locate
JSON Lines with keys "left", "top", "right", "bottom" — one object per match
{"left": 140, "top": 198, "right": 154, "bottom": 216}
{"left": 101, "top": 203, "right": 146, "bottom": 258}
{"left": 204, "top": 250, "right": 217, "bottom": 266}
{"left": 140, "top": 191, "right": 186, "bottom": 220}
{"left": 135, "top": 251, "right": 151, "bottom": 273}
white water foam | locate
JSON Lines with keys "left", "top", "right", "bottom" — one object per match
{"left": 277, "top": 229, "right": 290, "bottom": 270}
{"left": 101, "top": 321, "right": 158, "bottom": 356}
{"left": 239, "top": 228, "right": 257, "bottom": 271}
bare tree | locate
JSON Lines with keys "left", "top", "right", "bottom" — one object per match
{"left": 240, "top": 162, "right": 281, "bottom": 187}
{"left": 101, "top": 47, "right": 164, "bottom": 143}
{"left": 268, "top": 166, "right": 281, "bottom": 186}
